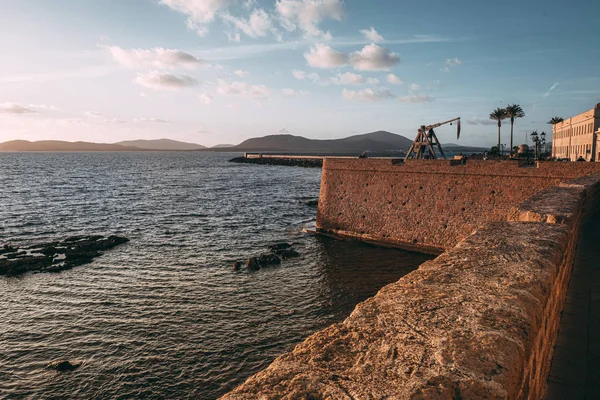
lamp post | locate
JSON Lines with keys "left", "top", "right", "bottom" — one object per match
{"left": 530, "top": 131, "right": 546, "bottom": 160}
{"left": 500, "top": 144, "right": 507, "bottom": 157}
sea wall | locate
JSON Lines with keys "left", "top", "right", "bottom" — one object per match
{"left": 316, "top": 158, "right": 600, "bottom": 254}
{"left": 222, "top": 169, "right": 600, "bottom": 400}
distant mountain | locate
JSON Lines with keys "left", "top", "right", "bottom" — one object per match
{"left": 211, "top": 144, "right": 235, "bottom": 148}
{"left": 115, "top": 139, "right": 206, "bottom": 150}
{"left": 0, "top": 140, "right": 144, "bottom": 152}
{"left": 233, "top": 131, "right": 414, "bottom": 153}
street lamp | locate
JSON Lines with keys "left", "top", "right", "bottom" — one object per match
{"left": 530, "top": 131, "right": 546, "bottom": 160}
{"left": 500, "top": 144, "right": 507, "bottom": 156}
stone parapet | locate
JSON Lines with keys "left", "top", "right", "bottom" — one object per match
{"left": 222, "top": 165, "right": 600, "bottom": 400}
{"left": 317, "top": 159, "right": 600, "bottom": 252}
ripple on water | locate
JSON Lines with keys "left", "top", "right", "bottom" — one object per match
{"left": 0, "top": 152, "right": 432, "bottom": 399}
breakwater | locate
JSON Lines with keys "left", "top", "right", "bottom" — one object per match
{"left": 229, "top": 154, "right": 323, "bottom": 168}
{"left": 222, "top": 159, "right": 600, "bottom": 399}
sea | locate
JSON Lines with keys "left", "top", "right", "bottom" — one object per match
{"left": 0, "top": 152, "right": 432, "bottom": 399}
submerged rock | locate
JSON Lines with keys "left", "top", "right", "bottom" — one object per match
{"left": 274, "top": 249, "right": 300, "bottom": 259}
{"left": 46, "top": 360, "right": 80, "bottom": 372}
{"left": 246, "top": 257, "right": 261, "bottom": 271}
{"left": 305, "top": 199, "right": 319, "bottom": 207}
{"left": 233, "top": 261, "right": 244, "bottom": 271}
{"left": 269, "top": 243, "right": 293, "bottom": 252}
{"left": 0, "top": 235, "right": 129, "bottom": 276}
{"left": 258, "top": 254, "right": 282, "bottom": 266}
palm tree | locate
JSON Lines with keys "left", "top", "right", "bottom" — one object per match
{"left": 547, "top": 116, "right": 564, "bottom": 125}
{"left": 505, "top": 104, "right": 525, "bottom": 157}
{"left": 490, "top": 108, "right": 508, "bottom": 157}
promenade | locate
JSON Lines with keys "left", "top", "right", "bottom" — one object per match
{"left": 547, "top": 211, "right": 600, "bottom": 399}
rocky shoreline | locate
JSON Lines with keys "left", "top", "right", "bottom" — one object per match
{"left": 0, "top": 235, "right": 129, "bottom": 276}
{"left": 229, "top": 156, "right": 323, "bottom": 168}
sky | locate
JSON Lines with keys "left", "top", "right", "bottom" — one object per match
{"left": 0, "top": 0, "right": 599, "bottom": 147}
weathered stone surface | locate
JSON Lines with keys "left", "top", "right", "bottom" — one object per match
{"left": 317, "top": 158, "right": 600, "bottom": 252}
{"left": 507, "top": 186, "right": 586, "bottom": 225}
{"left": 0, "top": 235, "right": 129, "bottom": 276}
{"left": 222, "top": 222, "right": 576, "bottom": 399}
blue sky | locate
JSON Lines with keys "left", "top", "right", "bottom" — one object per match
{"left": 0, "top": 0, "right": 598, "bottom": 147}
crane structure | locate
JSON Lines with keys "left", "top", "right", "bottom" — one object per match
{"left": 405, "top": 117, "right": 461, "bottom": 160}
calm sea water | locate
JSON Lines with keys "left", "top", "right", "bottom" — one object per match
{"left": 0, "top": 152, "right": 432, "bottom": 399}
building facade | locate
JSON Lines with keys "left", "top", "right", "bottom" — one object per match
{"left": 552, "top": 103, "right": 600, "bottom": 161}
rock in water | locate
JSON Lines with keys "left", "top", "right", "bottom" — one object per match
{"left": 233, "top": 261, "right": 244, "bottom": 271}
{"left": 275, "top": 249, "right": 300, "bottom": 259}
{"left": 0, "top": 235, "right": 129, "bottom": 276}
{"left": 269, "top": 243, "right": 292, "bottom": 252}
{"left": 258, "top": 254, "right": 282, "bottom": 266}
{"left": 46, "top": 360, "right": 80, "bottom": 372}
{"left": 305, "top": 199, "right": 319, "bottom": 207}
{"left": 246, "top": 257, "right": 261, "bottom": 271}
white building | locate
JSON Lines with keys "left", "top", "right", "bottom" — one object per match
{"left": 552, "top": 103, "right": 600, "bottom": 161}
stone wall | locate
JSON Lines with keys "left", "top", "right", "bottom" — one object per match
{"left": 316, "top": 158, "right": 600, "bottom": 253}
{"left": 222, "top": 171, "right": 600, "bottom": 400}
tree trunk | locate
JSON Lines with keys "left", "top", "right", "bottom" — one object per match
{"left": 497, "top": 122, "right": 501, "bottom": 156}
{"left": 510, "top": 118, "right": 514, "bottom": 157}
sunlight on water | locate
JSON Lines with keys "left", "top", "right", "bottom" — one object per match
{"left": 0, "top": 152, "right": 432, "bottom": 399}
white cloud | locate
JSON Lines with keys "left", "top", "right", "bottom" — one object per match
{"left": 221, "top": 9, "right": 275, "bottom": 38}
{"left": 360, "top": 27, "right": 384, "bottom": 42}
{"left": 228, "top": 103, "right": 243, "bottom": 109}
{"left": 292, "top": 69, "right": 321, "bottom": 82}
{"left": 349, "top": 44, "right": 400, "bottom": 71}
{"left": 331, "top": 72, "right": 365, "bottom": 85}
{"left": 199, "top": 93, "right": 214, "bottom": 105}
{"left": 277, "top": 128, "right": 290, "bottom": 133}
{"left": 304, "top": 43, "right": 348, "bottom": 68}
{"left": 105, "top": 46, "right": 206, "bottom": 69}
{"left": 282, "top": 88, "right": 310, "bottom": 96}
{"left": 467, "top": 117, "right": 496, "bottom": 126}
{"left": 409, "top": 83, "right": 421, "bottom": 91}
{"left": 244, "top": 0, "right": 258, "bottom": 9}
{"left": 445, "top": 57, "right": 462, "bottom": 66}
{"left": 217, "top": 79, "right": 270, "bottom": 99}
{"left": 543, "top": 82, "right": 559, "bottom": 98}
{"left": 397, "top": 93, "right": 434, "bottom": 103}
{"left": 134, "top": 71, "right": 199, "bottom": 91}
{"left": 84, "top": 111, "right": 126, "bottom": 124}
{"left": 342, "top": 87, "right": 394, "bottom": 102}
{"left": 307, "top": 72, "right": 320, "bottom": 82}
{"left": 233, "top": 69, "right": 249, "bottom": 78}
{"left": 227, "top": 31, "right": 241, "bottom": 42}
{"left": 160, "top": 0, "right": 230, "bottom": 35}
{"left": 387, "top": 73, "right": 403, "bottom": 84}
{"left": 0, "top": 103, "right": 59, "bottom": 115}
{"left": 292, "top": 69, "right": 306, "bottom": 79}
{"left": 133, "top": 117, "right": 171, "bottom": 123}
{"left": 367, "top": 77, "right": 380, "bottom": 85}
{"left": 0, "top": 103, "right": 38, "bottom": 114}
{"left": 441, "top": 57, "right": 462, "bottom": 72}
{"left": 276, "top": 0, "right": 343, "bottom": 39}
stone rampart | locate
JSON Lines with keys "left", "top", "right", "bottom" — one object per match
{"left": 316, "top": 159, "right": 600, "bottom": 253}
{"left": 221, "top": 161, "right": 600, "bottom": 400}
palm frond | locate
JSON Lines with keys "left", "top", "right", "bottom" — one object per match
{"left": 489, "top": 108, "right": 508, "bottom": 121}
{"left": 547, "top": 116, "right": 564, "bottom": 125}
{"left": 505, "top": 104, "right": 525, "bottom": 119}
